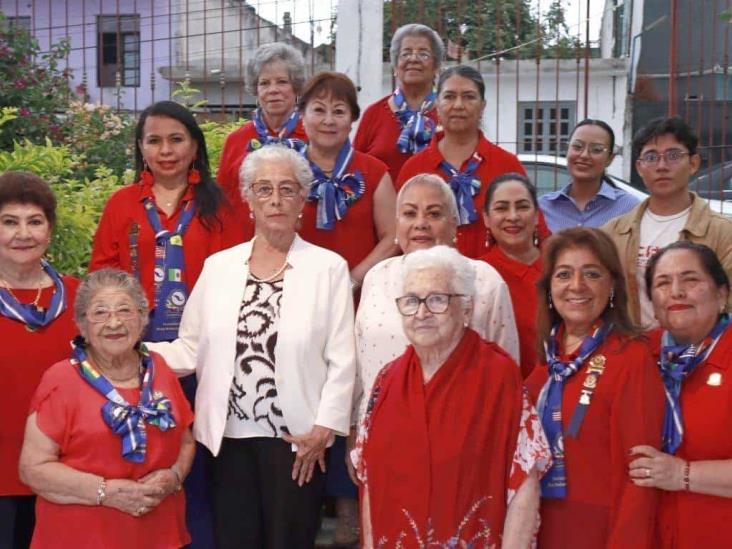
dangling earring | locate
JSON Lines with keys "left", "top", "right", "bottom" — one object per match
{"left": 140, "top": 159, "right": 154, "bottom": 186}
{"left": 485, "top": 229, "right": 495, "bottom": 248}
{"left": 394, "top": 236, "right": 399, "bottom": 246}
{"left": 188, "top": 165, "right": 201, "bottom": 185}
{"left": 548, "top": 292, "right": 554, "bottom": 309}
{"left": 609, "top": 288, "right": 615, "bottom": 310}
{"left": 249, "top": 211, "right": 255, "bottom": 220}
{"left": 533, "top": 229, "right": 539, "bottom": 247}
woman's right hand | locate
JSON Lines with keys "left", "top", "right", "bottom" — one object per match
{"left": 103, "top": 478, "right": 166, "bottom": 517}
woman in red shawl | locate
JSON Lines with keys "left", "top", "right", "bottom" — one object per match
{"left": 353, "top": 245, "right": 550, "bottom": 548}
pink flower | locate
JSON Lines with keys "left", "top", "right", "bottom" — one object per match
{"left": 19, "top": 108, "right": 30, "bottom": 116}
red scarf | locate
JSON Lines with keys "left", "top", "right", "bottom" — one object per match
{"left": 362, "top": 329, "right": 525, "bottom": 547}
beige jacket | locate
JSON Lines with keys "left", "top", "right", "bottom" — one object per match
{"left": 602, "top": 192, "right": 732, "bottom": 326}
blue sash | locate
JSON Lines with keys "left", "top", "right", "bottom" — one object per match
{"left": 0, "top": 260, "right": 66, "bottom": 330}
{"left": 248, "top": 108, "right": 306, "bottom": 153}
{"left": 71, "top": 336, "right": 176, "bottom": 463}
{"left": 306, "top": 140, "right": 365, "bottom": 230}
{"left": 659, "top": 314, "right": 729, "bottom": 454}
{"left": 143, "top": 197, "right": 197, "bottom": 342}
{"left": 393, "top": 87, "right": 437, "bottom": 154}
{"left": 536, "top": 322, "right": 612, "bottom": 498}
{"left": 439, "top": 152, "right": 483, "bottom": 226}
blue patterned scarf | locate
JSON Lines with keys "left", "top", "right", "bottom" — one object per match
{"left": 306, "top": 140, "right": 365, "bottom": 230}
{"left": 659, "top": 313, "right": 729, "bottom": 454}
{"left": 537, "top": 322, "right": 612, "bottom": 498}
{"left": 71, "top": 336, "right": 176, "bottom": 462}
{"left": 393, "top": 87, "right": 437, "bottom": 154}
{"left": 439, "top": 152, "right": 483, "bottom": 226}
{"left": 248, "top": 108, "right": 306, "bottom": 153}
{"left": 0, "top": 260, "right": 66, "bottom": 330}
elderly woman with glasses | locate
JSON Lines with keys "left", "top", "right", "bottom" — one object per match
{"left": 354, "top": 23, "right": 443, "bottom": 180}
{"left": 352, "top": 245, "right": 549, "bottom": 547}
{"left": 396, "top": 65, "right": 549, "bottom": 259}
{"left": 147, "top": 144, "right": 356, "bottom": 548}
{"left": 19, "top": 269, "right": 195, "bottom": 549}
{"left": 538, "top": 119, "right": 639, "bottom": 232}
{"left": 218, "top": 43, "right": 308, "bottom": 244}
{"left": 525, "top": 228, "right": 664, "bottom": 548}
{"left": 629, "top": 241, "right": 732, "bottom": 548}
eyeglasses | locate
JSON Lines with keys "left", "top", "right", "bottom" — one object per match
{"left": 395, "top": 293, "right": 466, "bottom": 316}
{"left": 638, "top": 149, "right": 690, "bottom": 166}
{"left": 86, "top": 306, "right": 140, "bottom": 324}
{"left": 569, "top": 140, "right": 610, "bottom": 156}
{"left": 250, "top": 182, "right": 301, "bottom": 199}
{"left": 398, "top": 50, "right": 433, "bottom": 61}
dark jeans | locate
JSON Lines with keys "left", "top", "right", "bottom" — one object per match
{"left": 212, "top": 437, "right": 324, "bottom": 549}
{"left": 0, "top": 496, "right": 35, "bottom": 549}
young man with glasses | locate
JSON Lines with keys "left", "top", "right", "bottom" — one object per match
{"left": 603, "top": 116, "right": 732, "bottom": 329}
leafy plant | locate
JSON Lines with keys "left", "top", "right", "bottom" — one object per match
{"left": 0, "top": 12, "right": 71, "bottom": 150}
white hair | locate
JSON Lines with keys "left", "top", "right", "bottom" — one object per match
{"left": 396, "top": 173, "right": 459, "bottom": 225}
{"left": 239, "top": 144, "right": 313, "bottom": 199}
{"left": 390, "top": 23, "right": 445, "bottom": 70}
{"left": 246, "top": 42, "right": 306, "bottom": 95}
{"left": 402, "top": 245, "right": 476, "bottom": 307}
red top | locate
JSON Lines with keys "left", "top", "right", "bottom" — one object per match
{"left": 479, "top": 245, "right": 541, "bottom": 378}
{"left": 216, "top": 118, "right": 309, "bottom": 246}
{"left": 299, "top": 151, "right": 389, "bottom": 270}
{"left": 89, "top": 183, "right": 232, "bottom": 308}
{"left": 0, "top": 277, "right": 80, "bottom": 495}
{"left": 29, "top": 353, "right": 193, "bottom": 549}
{"left": 655, "top": 328, "right": 732, "bottom": 548}
{"left": 360, "top": 329, "right": 550, "bottom": 547}
{"left": 525, "top": 332, "right": 665, "bottom": 549}
{"left": 396, "top": 132, "right": 549, "bottom": 259}
{"left": 353, "top": 94, "right": 438, "bottom": 181}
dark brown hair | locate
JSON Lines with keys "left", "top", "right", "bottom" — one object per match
{"left": 0, "top": 171, "right": 57, "bottom": 227}
{"left": 298, "top": 71, "right": 361, "bottom": 121}
{"left": 535, "top": 227, "right": 637, "bottom": 355}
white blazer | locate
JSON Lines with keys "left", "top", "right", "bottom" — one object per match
{"left": 148, "top": 235, "right": 356, "bottom": 456}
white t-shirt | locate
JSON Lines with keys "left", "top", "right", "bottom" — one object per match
{"left": 636, "top": 206, "right": 691, "bottom": 329}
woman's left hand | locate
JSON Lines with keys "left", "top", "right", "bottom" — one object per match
{"left": 282, "top": 425, "right": 333, "bottom": 486}
{"left": 138, "top": 468, "right": 180, "bottom": 503}
{"left": 629, "top": 445, "right": 685, "bottom": 491}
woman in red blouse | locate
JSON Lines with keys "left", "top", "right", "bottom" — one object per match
{"left": 217, "top": 43, "right": 308, "bottom": 244}
{"left": 0, "top": 172, "right": 80, "bottom": 548}
{"left": 353, "top": 23, "right": 443, "bottom": 180}
{"left": 630, "top": 241, "right": 732, "bottom": 548}
{"left": 480, "top": 172, "right": 542, "bottom": 378}
{"left": 298, "top": 71, "right": 398, "bottom": 287}
{"left": 396, "top": 65, "right": 548, "bottom": 259}
{"left": 90, "top": 100, "right": 227, "bottom": 548}
{"left": 525, "top": 227, "right": 665, "bottom": 548}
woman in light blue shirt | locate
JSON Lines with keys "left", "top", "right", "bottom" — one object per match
{"left": 539, "top": 119, "right": 639, "bottom": 232}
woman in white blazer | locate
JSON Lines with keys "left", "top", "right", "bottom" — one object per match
{"left": 148, "top": 144, "right": 356, "bottom": 549}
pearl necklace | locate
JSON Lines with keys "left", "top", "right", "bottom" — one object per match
{"left": 249, "top": 258, "right": 289, "bottom": 282}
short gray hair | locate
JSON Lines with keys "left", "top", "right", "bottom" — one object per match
{"left": 247, "top": 42, "right": 306, "bottom": 95}
{"left": 390, "top": 23, "right": 445, "bottom": 70}
{"left": 396, "top": 173, "right": 459, "bottom": 224}
{"left": 74, "top": 269, "right": 149, "bottom": 332}
{"left": 402, "top": 245, "right": 476, "bottom": 305}
{"left": 239, "top": 144, "right": 313, "bottom": 198}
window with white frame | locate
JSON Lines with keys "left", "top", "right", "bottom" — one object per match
{"left": 518, "top": 101, "right": 576, "bottom": 155}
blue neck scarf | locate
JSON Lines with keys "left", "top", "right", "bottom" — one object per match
{"left": 71, "top": 336, "right": 176, "bottom": 463}
{"left": 659, "top": 313, "right": 729, "bottom": 454}
{"left": 393, "top": 87, "right": 437, "bottom": 154}
{"left": 306, "top": 140, "right": 365, "bottom": 230}
{"left": 142, "top": 197, "right": 197, "bottom": 342}
{"left": 537, "top": 322, "right": 612, "bottom": 498}
{"left": 0, "top": 260, "right": 66, "bottom": 330}
{"left": 248, "top": 108, "right": 306, "bottom": 153}
{"left": 439, "top": 152, "right": 483, "bottom": 226}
